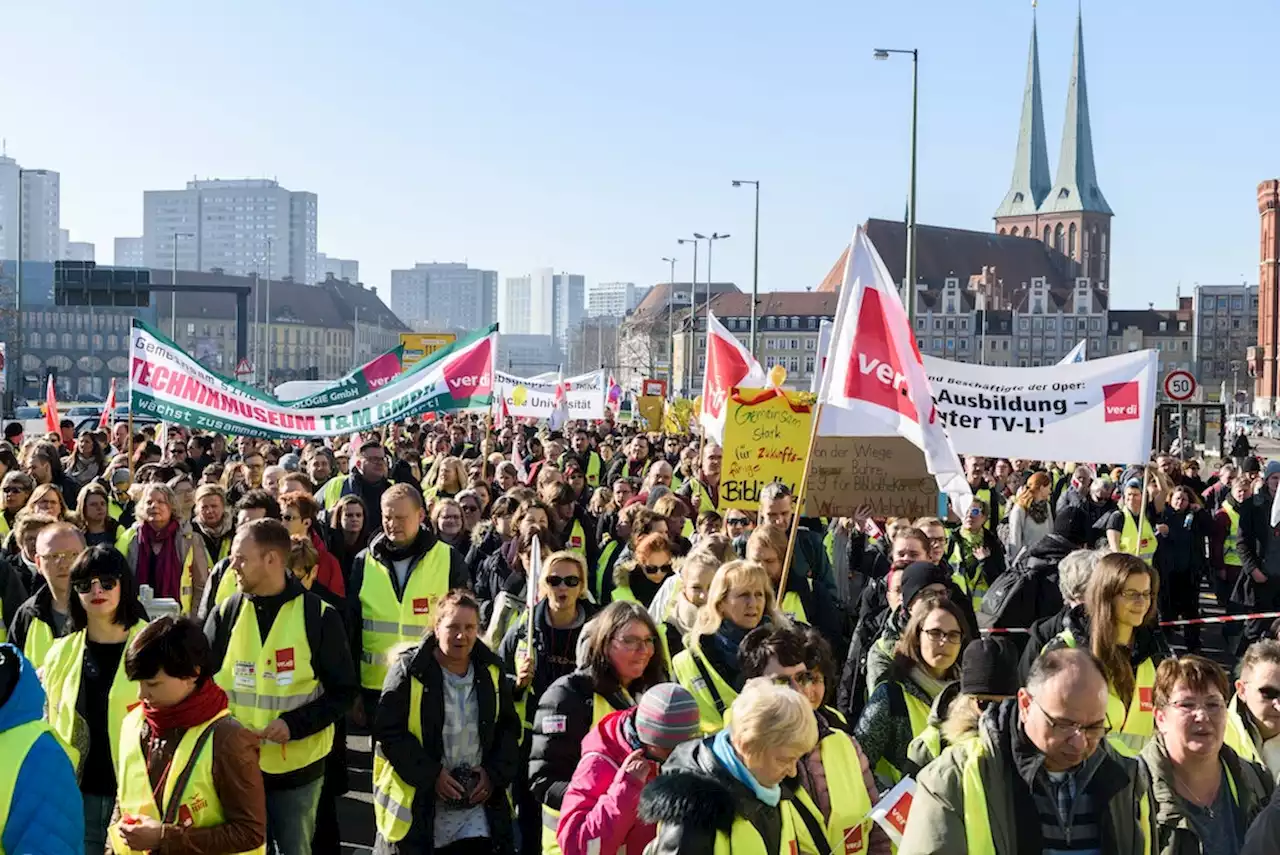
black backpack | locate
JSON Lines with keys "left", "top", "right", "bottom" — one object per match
{"left": 977, "top": 558, "right": 1059, "bottom": 656}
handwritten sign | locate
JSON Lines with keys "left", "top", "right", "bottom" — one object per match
{"left": 718, "top": 387, "right": 814, "bottom": 511}
{"left": 805, "top": 436, "right": 937, "bottom": 519}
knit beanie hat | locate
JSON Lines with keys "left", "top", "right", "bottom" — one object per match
{"left": 899, "top": 561, "right": 947, "bottom": 610}
{"left": 960, "top": 637, "right": 1019, "bottom": 697}
{"left": 635, "top": 683, "right": 701, "bottom": 751}
{"left": 1243, "top": 457, "right": 1262, "bottom": 475}
{"left": 1266, "top": 460, "right": 1280, "bottom": 482}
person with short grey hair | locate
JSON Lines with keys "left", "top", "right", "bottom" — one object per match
{"left": 1056, "top": 464, "right": 1095, "bottom": 516}
{"left": 1017, "top": 548, "right": 1108, "bottom": 683}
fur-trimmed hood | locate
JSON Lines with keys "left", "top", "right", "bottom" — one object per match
{"left": 639, "top": 741, "right": 737, "bottom": 834}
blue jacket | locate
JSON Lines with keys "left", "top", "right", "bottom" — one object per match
{"left": 0, "top": 643, "right": 83, "bottom": 855}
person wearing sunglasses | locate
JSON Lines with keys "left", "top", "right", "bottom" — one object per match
{"left": 901, "top": 647, "right": 1156, "bottom": 854}
{"left": 1043, "top": 552, "right": 1172, "bottom": 757}
{"left": 610, "top": 532, "right": 676, "bottom": 610}
{"left": 856, "top": 596, "right": 969, "bottom": 786}
{"left": 497, "top": 551, "right": 598, "bottom": 855}
{"left": 1226, "top": 640, "right": 1280, "bottom": 779}
{"left": 0, "top": 470, "right": 35, "bottom": 540}
{"left": 944, "top": 497, "right": 1006, "bottom": 613}
{"left": 41, "top": 545, "right": 149, "bottom": 852}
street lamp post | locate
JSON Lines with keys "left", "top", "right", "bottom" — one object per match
{"left": 731, "top": 180, "right": 761, "bottom": 356}
{"left": 677, "top": 238, "right": 701, "bottom": 395}
{"left": 261, "top": 237, "right": 273, "bottom": 387}
{"left": 874, "top": 47, "right": 919, "bottom": 327}
{"left": 170, "top": 232, "right": 195, "bottom": 339}
{"left": 661, "top": 256, "right": 677, "bottom": 387}
{"left": 706, "top": 232, "right": 730, "bottom": 317}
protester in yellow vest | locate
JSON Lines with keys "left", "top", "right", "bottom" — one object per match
{"left": 945, "top": 499, "right": 1006, "bottom": 612}
{"left": 648, "top": 546, "right": 721, "bottom": 666}
{"left": 348, "top": 483, "right": 467, "bottom": 718}
{"left": 1106, "top": 475, "right": 1168, "bottom": 563}
{"left": 8, "top": 518, "right": 79, "bottom": 667}
{"left": 109, "top": 614, "right": 266, "bottom": 854}
{"left": 531, "top": 601, "right": 666, "bottom": 855}
{"left": 0, "top": 470, "right": 34, "bottom": 538}
{"left": 900, "top": 647, "right": 1156, "bottom": 854}
{"left": 1043, "top": 552, "right": 1171, "bottom": 757}
{"left": 740, "top": 627, "right": 888, "bottom": 855}
{"left": 1227, "top": 639, "right": 1280, "bottom": 778}
{"left": 372, "top": 588, "right": 521, "bottom": 852}
{"left": 192, "top": 484, "right": 236, "bottom": 569}
{"left": 638, "top": 679, "right": 824, "bottom": 855}
{"left": 610, "top": 532, "right": 676, "bottom": 609}
{"left": 196, "top": 490, "right": 281, "bottom": 622}
{"left": 0, "top": 640, "right": 84, "bottom": 855}
{"left": 207, "top": 518, "right": 357, "bottom": 855}
{"left": 855, "top": 596, "right": 968, "bottom": 784}
{"left": 746, "top": 523, "right": 841, "bottom": 642}
{"left": 115, "top": 482, "right": 211, "bottom": 614}
{"left": 41, "top": 545, "right": 150, "bottom": 853}
{"left": 965, "top": 455, "right": 1005, "bottom": 537}
{"left": 675, "top": 442, "right": 722, "bottom": 518}
{"left": 1211, "top": 475, "right": 1251, "bottom": 647}
{"left": 566, "top": 427, "right": 604, "bottom": 488}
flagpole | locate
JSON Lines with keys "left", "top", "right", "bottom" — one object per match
{"left": 779, "top": 396, "right": 823, "bottom": 603}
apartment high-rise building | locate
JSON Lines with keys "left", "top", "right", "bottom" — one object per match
{"left": 142, "top": 178, "right": 317, "bottom": 284}
{"left": 114, "top": 236, "right": 145, "bottom": 267}
{"left": 0, "top": 157, "right": 61, "bottom": 263}
{"left": 317, "top": 253, "right": 359, "bottom": 284}
{"left": 391, "top": 262, "right": 497, "bottom": 331}
{"left": 587, "top": 281, "right": 647, "bottom": 318}
{"left": 501, "top": 268, "right": 555, "bottom": 337}
{"left": 553, "top": 272, "right": 585, "bottom": 348}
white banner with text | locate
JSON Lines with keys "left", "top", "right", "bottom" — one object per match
{"left": 495, "top": 370, "right": 606, "bottom": 420}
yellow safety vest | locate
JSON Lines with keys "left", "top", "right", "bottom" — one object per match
{"left": 372, "top": 660, "right": 502, "bottom": 843}
{"left": 1225, "top": 697, "right": 1263, "bottom": 766}
{"left": 43, "top": 621, "right": 146, "bottom": 775}
{"left": 213, "top": 595, "right": 335, "bottom": 774}
{"left": 594, "top": 540, "right": 620, "bottom": 599}
{"left": 0, "top": 513, "right": 9, "bottom": 538}
{"left": 565, "top": 520, "right": 586, "bottom": 556}
{"left": 1223, "top": 504, "right": 1243, "bottom": 567}
{"left": 584, "top": 452, "right": 602, "bottom": 488}
{"left": 1118, "top": 509, "right": 1157, "bottom": 564}
{"left": 661, "top": 796, "right": 809, "bottom": 855}
{"left": 320, "top": 476, "right": 345, "bottom": 510}
{"left": 808, "top": 731, "right": 875, "bottom": 854}
{"left": 875, "top": 682, "right": 932, "bottom": 784}
{"left": 212, "top": 565, "right": 242, "bottom": 609}
{"left": 541, "top": 693, "right": 633, "bottom": 855}
{"left": 949, "top": 530, "right": 990, "bottom": 611}
{"left": 357, "top": 545, "right": 453, "bottom": 690}
{"left": 671, "top": 642, "right": 739, "bottom": 735}
{"left": 22, "top": 618, "right": 56, "bottom": 669}
{"left": 0, "top": 719, "right": 52, "bottom": 851}
{"left": 108, "top": 707, "right": 264, "bottom": 855}
{"left": 1055, "top": 630, "right": 1156, "bottom": 756}
{"left": 107, "top": 499, "right": 125, "bottom": 522}
{"left": 779, "top": 589, "right": 809, "bottom": 625}
{"left": 973, "top": 486, "right": 1000, "bottom": 534}
{"left": 115, "top": 526, "right": 203, "bottom": 614}
{"left": 959, "top": 735, "right": 1152, "bottom": 855}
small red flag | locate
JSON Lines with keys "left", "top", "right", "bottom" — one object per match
{"left": 44, "top": 375, "right": 60, "bottom": 435}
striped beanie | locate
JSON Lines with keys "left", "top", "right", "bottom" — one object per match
{"left": 635, "top": 683, "right": 701, "bottom": 750}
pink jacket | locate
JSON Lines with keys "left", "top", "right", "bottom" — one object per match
{"left": 556, "top": 709, "right": 656, "bottom": 855}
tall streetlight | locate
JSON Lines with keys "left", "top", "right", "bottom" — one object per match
{"left": 170, "top": 232, "right": 195, "bottom": 339}
{"left": 731, "top": 180, "right": 760, "bottom": 356}
{"left": 874, "top": 47, "right": 919, "bottom": 327}
{"left": 660, "top": 256, "right": 677, "bottom": 387}
{"left": 677, "top": 237, "right": 701, "bottom": 394}
{"left": 705, "top": 232, "right": 730, "bottom": 317}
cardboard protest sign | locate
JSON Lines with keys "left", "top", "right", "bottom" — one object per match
{"left": 718, "top": 387, "right": 814, "bottom": 511}
{"left": 804, "top": 436, "right": 938, "bottom": 519}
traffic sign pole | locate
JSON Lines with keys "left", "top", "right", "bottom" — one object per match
{"left": 1163, "top": 369, "right": 1197, "bottom": 458}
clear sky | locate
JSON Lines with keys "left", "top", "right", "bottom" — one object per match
{"left": 5, "top": 1, "right": 1276, "bottom": 309}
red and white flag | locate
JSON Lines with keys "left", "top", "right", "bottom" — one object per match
{"left": 99, "top": 378, "right": 117, "bottom": 428}
{"left": 549, "top": 373, "right": 569, "bottom": 431}
{"left": 699, "top": 311, "right": 767, "bottom": 443}
{"left": 818, "top": 227, "right": 971, "bottom": 514}
{"left": 43, "top": 374, "right": 60, "bottom": 435}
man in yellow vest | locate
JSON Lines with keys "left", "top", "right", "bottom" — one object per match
{"left": 675, "top": 442, "right": 721, "bottom": 517}
{"left": 348, "top": 483, "right": 467, "bottom": 721}
{"left": 965, "top": 455, "right": 1006, "bottom": 537}
{"left": 1211, "top": 475, "right": 1252, "bottom": 650}
{"left": 1105, "top": 476, "right": 1167, "bottom": 562}
{"left": 8, "top": 520, "right": 81, "bottom": 667}
{"left": 900, "top": 647, "right": 1155, "bottom": 854}
{"left": 0, "top": 640, "right": 84, "bottom": 853}
{"left": 566, "top": 426, "right": 604, "bottom": 488}
{"left": 205, "top": 518, "right": 357, "bottom": 855}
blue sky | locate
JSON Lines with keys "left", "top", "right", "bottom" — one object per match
{"left": 5, "top": 1, "right": 1276, "bottom": 309}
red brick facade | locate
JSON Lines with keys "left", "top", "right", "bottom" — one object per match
{"left": 1254, "top": 180, "right": 1280, "bottom": 413}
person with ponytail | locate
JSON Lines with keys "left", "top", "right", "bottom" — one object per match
{"left": 1043, "top": 551, "right": 1172, "bottom": 756}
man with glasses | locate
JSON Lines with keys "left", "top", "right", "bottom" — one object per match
{"left": 1227, "top": 639, "right": 1280, "bottom": 779}
{"left": 335, "top": 439, "right": 392, "bottom": 536}
{"left": 902, "top": 647, "right": 1155, "bottom": 853}
{"left": 8, "top": 522, "right": 84, "bottom": 666}
{"left": 944, "top": 499, "right": 1006, "bottom": 613}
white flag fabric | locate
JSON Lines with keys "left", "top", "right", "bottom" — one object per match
{"left": 817, "top": 227, "right": 972, "bottom": 515}
{"left": 548, "top": 372, "right": 570, "bottom": 431}
{"left": 699, "top": 311, "right": 767, "bottom": 443}
{"left": 1058, "top": 340, "right": 1087, "bottom": 364}
{"left": 810, "top": 319, "right": 833, "bottom": 394}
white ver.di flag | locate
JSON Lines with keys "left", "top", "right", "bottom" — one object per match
{"left": 810, "top": 319, "right": 833, "bottom": 393}
{"left": 817, "top": 227, "right": 971, "bottom": 515}
{"left": 1059, "top": 340, "right": 1087, "bottom": 364}
{"left": 699, "top": 311, "right": 767, "bottom": 443}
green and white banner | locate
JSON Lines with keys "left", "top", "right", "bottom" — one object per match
{"left": 278, "top": 344, "right": 406, "bottom": 408}
{"left": 129, "top": 320, "right": 495, "bottom": 438}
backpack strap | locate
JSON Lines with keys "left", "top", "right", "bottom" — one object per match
{"left": 159, "top": 715, "right": 224, "bottom": 825}
{"left": 211, "top": 593, "right": 247, "bottom": 672}
{"left": 691, "top": 650, "right": 728, "bottom": 716}
{"left": 788, "top": 792, "right": 834, "bottom": 855}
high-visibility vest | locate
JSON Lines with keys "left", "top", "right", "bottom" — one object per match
{"left": 107, "top": 499, "right": 125, "bottom": 522}
{"left": 807, "top": 730, "right": 874, "bottom": 854}
{"left": 0, "top": 513, "right": 9, "bottom": 538}
{"left": 594, "top": 540, "right": 620, "bottom": 599}
{"left": 1225, "top": 696, "right": 1263, "bottom": 767}
{"left": 541, "top": 693, "right": 633, "bottom": 855}
{"left": 1118, "top": 509, "right": 1156, "bottom": 563}
{"left": 610, "top": 584, "right": 639, "bottom": 605}
{"left": 565, "top": 520, "right": 586, "bottom": 556}
{"left": 949, "top": 530, "right": 990, "bottom": 611}
{"left": 0, "top": 719, "right": 53, "bottom": 850}
{"left": 357, "top": 545, "right": 453, "bottom": 690}
{"left": 320, "top": 476, "right": 345, "bottom": 510}
{"left": 372, "top": 659, "right": 501, "bottom": 844}
{"left": 211, "top": 565, "right": 241, "bottom": 609}
{"left": 875, "top": 682, "right": 932, "bottom": 784}
{"left": 584, "top": 452, "right": 602, "bottom": 488}
{"left": 116, "top": 525, "right": 204, "bottom": 614}
{"left": 213, "top": 595, "right": 335, "bottom": 774}
{"left": 109, "top": 707, "right": 265, "bottom": 855}
{"left": 779, "top": 589, "right": 809, "bottom": 625}
{"left": 661, "top": 795, "right": 810, "bottom": 855}
{"left": 959, "top": 735, "right": 1152, "bottom": 855}
{"left": 22, "top": 617, "right": 56, "bottom": 669}
{"left": 685, "top": 478, "right": 713, "bottom": 515}
{"left": 43, "top": 621, "right": 146, "bottom": 774}
{"left": 671, "top": 642, "right": 739, "bottom": 735}
{"left": 973, "top": 486, "right": 1000, "bottom": 534}
{"left": 1223, "top": 504, "right": 1244, "bottom": 567}
{"left": 1054, "top": 630, "right": 1156, "bottom": 757}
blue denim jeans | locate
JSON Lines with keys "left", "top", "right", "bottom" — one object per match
{"left": 265, "top": 778, "right": 323, "bottom": 855}
{"left": 83, "top": 791, "right": 115, "bottom": 854}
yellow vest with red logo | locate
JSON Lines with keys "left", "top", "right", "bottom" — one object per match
{"left": 806, "top": 730, "right": 875, "bottom": 854}
{"left": 1118, "top": 509, "right": 1157, "bottom": 564}
{"left": 357, "top": 544, "right": 453, "bottom": 690}
{"left": 1054, "top": 629, "right": 1156, "bottom": 756}
{"left": 565, "top": 519, "right": 587, "bottom": 557}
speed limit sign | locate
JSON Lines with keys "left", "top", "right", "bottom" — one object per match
{"left": 1163, "top": 369, "right": 1197, "bottom": 402}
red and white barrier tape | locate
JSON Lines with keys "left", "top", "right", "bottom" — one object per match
{"left": 981, "top": 610, "right": 1280, "bottom": 635}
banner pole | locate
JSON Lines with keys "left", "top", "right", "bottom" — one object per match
{"left": 1136, "top": 464, "right": 1150, "bottom": 562}
{"left": 778, "top": 396, "right": 823, "bottom": 602}
{"left": 127, "top": 410, "right": 135, "bottom": 482}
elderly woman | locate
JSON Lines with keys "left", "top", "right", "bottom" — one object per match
{"left": 1142, "top": 655, "right": 1273, "bottom": 854}
{"left": 115, "top": 482, "right": 211, "bottom": 612}
{"left": 641, "top": 678, "right": 821, "bottom": 855}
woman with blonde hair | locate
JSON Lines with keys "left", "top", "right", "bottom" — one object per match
{"left": 422, "top": 455, "right": 466, "bottom": 505}
{"left": 27, "top": 481, "right": 74, "bottom": 523}
{"left": 745, "top": 523, "right": 839, "bottom": 639}
{"left": 671, "top": 559, "right": 787, "bottom": 734}
{"left": 586, "top": 486, "right": 614, "bottom": 518}
{"left": 1044, "top": 551, "right": 1172, "bottom": 755}
{"left": 649, "top": 546, "right": 723, "bottom": 665}
{"left": 640, "top": 678, "right": 822, "bottom": 855}
{"left": 1007, "top": 470, "right": 1055, "bottom": 558}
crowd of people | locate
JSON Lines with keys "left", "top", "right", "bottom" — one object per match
{"left": 2, "top": 412, "right": 1280, "bottom": 854}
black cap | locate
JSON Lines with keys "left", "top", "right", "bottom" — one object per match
{"left": 1244, "top": 457, "right": 1263, "bottom": 475}
{"left": 3, "top": 423, "right": 21, "bottom": 439}
{"left": 1054, "top": 506, "right": 1091, "bottom": 546}
{"left": 960, "top": 637, "right": 1019, "bottom": 697}
{"left": 899, "top": 561, "right": 948, "bottom": 610}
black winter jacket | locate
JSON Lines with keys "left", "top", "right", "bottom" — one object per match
{"left": 1042, "top": 604, "right": 1173, "bottom": 676}
{"left": 497, "top": 599, "right": 599, "bottom": 727}
{"left": 1234, "top": 487, "right": 1280, "bottom": 611}
{"left": 372, "top": 635, "right": 521, "bottom": 854}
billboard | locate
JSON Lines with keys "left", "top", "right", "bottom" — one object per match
{"left": 401, "top": 332, "right": 457, "bottom": 367}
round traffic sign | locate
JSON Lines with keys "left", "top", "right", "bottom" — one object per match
{"left": 1163, "top": 369, "right": 1196, "bottom": 402}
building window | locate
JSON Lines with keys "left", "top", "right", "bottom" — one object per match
{"left": 1068, "top": 223, "right": 1077, "bottom": 257}
{"left": 790, "top": 338, "right": 799, "bottom": 350}
{"left": 932, "top": 338, "right": 943, "bottom": 349}
{"left": 959, "top": 339, "right": 968, "bottom": 351}
{"left": 805, "top": 338, "right": 816, "bottom": 351}
{"left": 933, "top": 319, "right": 942, "bottom": 331}
{"left": 1054, "top": 223, "right": 1064, "bottom": 251}
{"left": 1019, "top": 318, "right": 1029, "bottom": 331}
{"left": 1158, "top": 321, "right": 1168, "bottom": 331}
{"left": 915, "top": 318, "right": 925, "bottom": 330}
{"left": 788, "top": 356, "right": 799, "bottom": 372}
{"left": 1018, "top": 340, "right": 1029, "bottom": 352}
{"left": 1046, "top": 319, "right": 1057, "bottom": 331}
